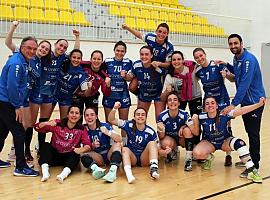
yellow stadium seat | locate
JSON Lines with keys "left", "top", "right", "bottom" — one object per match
{"left": 185, "top": 14, "right": 193, "bottom": 24}
{"left": 109, "top": 5, "right": 120, "bottom": 16}
{"left": 30, "top": 0, "right": 44, "bottom": 8}
{"left": 153, "top": 2, "right": 161, "bottom": 7}
{"left": 59, "top": 10, "right": 73, "bottom": 24}
{"left": 0, "top": 0, "right": 15, "bottom": 6}
{"left": 201, "top": 25, "right": 210, "bottom": 36}
{"left": 193, "top": 24, "right": 202, "bottom": 35}
{"left": 193, "top": 15, "right": 202, "bottom": 25}
{"left": 30, "top": 8, "right": 45, "bottom": 22}
{"left": 168, "top": 12, "right": 176, "bottom": 22}
{"left": 141, "top": 9, "right": 150, "bottom": 19}
{"left": 14, "top": 7, "right": 30, "bottom": 21}
{"left": 44, "top": 9, "right": 59, "bottom": 23}
{"left": 201, "top": 16, "right": 208, "bottom": 25}
{"left": 0, "top": 5, "right": 13, "bottom": 20}
{"left": 185, "top": 23, "right": 194, "bottom": 34}
{"left": 136, "top": 18, "right": 146, "bottom": 30}
{"left": 159, "top": 11, "right": 168, "bottom": 21}
{"left": 119, "top": 6, "right": 130, "bottom": 17}
{"left": 125, "top": 0, "right": 134, "bottom": 2}
{"left": 162, "top": 0, "right": 170, "bottom": 4}
{"left": 146, "top": 19, "right": 156, "bottom": 31}
{"left": 58, "top": 0, "right": 72, "bottom": 11}
{"left": 135, "top": 0, "right": 143, "bottom": 4}
{"left": 93, "top": 0, "right": 107, "bottom": 5}
{"left": 73, "top": 11, "right": 91, "bottom": 26}
{"left": 171, "top": 0, "right": 178, "bottom": 5}
{"left": 177, "top": 5, "right": 185, "bottom": 10}
{"left": 130, "top": 7, "right": 140, "bottom": 17}
{"left": 170, "top": 4, "right": 177, "bottom": 8}
{"left": 176, "top": 12, "right": 185, "bottom": 23}
{"left": 44, "top": 0, "right": 58, "bottom": 10}
{"left": 125, "top": 17, "right": 136, "bottom": 28}
{"left": 14, "top": 0, "right": 29, "bottom": 7}
{"left": 144, "top": 1, "right": 153, "bottom": 5}
{"left": 167, "top": 21, "right": 176, "bottom": 32}
{"left": 162, "top": 4, "right": 169, "bottom": 8}
{"left": 150, "top": 10, "right": 159, "bottom": 19}
{"left": 175, "top": 22, "right": 185, "bottom": 34}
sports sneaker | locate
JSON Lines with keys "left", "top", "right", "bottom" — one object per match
{"left": 13, "top": 167, "right": 39, "bottom": 177}
{"left": 239, "top": 169, "right": 248, "bottom": 178}
{"left": 25, "top": 152, "right": 34, "bottom": 162}
{"left": 247, "top": 168, "right": 263, "bottom": 183}
{"left": 224, "top": 155, "right": 232, "bottom": 167}
{"left": 150, "top": 167, "right": 160, "bottom": 179}
{"left": 92, "top": 167, "right": 106, "bottom": 180}
{"left": 102, "top": 169, "right": 117, "bottom": 183}
{"left": 235, "top": 161, "right": 246, "bottom": 168}
{"left": 14, "top": 161, "right": 34, "bottom": 168}
{"left": 184, "top": 159, "right": 192, "bottom": 171}
{"left": 0, "top": 160, "right": 11, "bottom": 168}
{"left": 202, "top": 154, "right": 215, "bottom": 170}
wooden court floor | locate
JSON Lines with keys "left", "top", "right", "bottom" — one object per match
{"left": 0, "top": 101, "right": 269, "bottom": 200}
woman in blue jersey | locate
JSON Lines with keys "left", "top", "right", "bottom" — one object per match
{"left": 103, "top": 41, "right": 133, "bottom": 142}
{"left": 80, "top": 107, "right": 122, "bottom": 183}
{"left": 122, "top": 22, "right": 174, "bottom": 68}
{"left": 191, "top": 96, "right": 265, "bottom": 183}
{"left": 193, "top": 47, "right": 233, "bottom": 166}
{"left": 55, "top": 49, "right": 89, "bottom": 119}
{"left": 108, "top": 102, "right": 160, "bottom": 184}
{"left": 157, "top": 92, "right": 195, "bottom": 171}
{"left": 131, "top": 46, "right": 166, "bottom": 120}
{"left": 5, "top": 21, "right": 52, "bottom": 162}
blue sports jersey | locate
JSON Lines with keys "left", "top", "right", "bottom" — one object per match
{"left": 119, "top": 120, "right": 157, "bottom": 156}
{"left": 132, "top": 60, "right": 166, "bottom": 101}
{"left": 41, "top": 53, "right": 67, "bottom": 96}
{"left": 86, "top": 122, "right": 113, "bottom": 154}
{"left": 104, "top": 57, "right": 132, "bottom": 99}
{"left": 55, "top": 64, "right": 87, "bottom": 102}
{"left": 199, "top": 112, "right": 232, "bottom": 145}
{"left": 28, "top": 56, "right": 42, "bottom": 94}
{"left": 230, "top": 49, "right": 266, "bottom": 106}
{"left": 143, "top": 32, "right": 174, "bottom": 62}
{"left": 0, "top": 52, "right": 29, "bottom": 109}
{"left": 196, "top": 61, "right": 230, "bottom": 107}
{"left": 157, "top": 109, "right": 190, "bottom": 139}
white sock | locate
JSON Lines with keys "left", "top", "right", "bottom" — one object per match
{"left": 186, "top": 151, "right": 193, "bottom": 160}
{"left": 41, "top": 163, "right": 50, "bottom": 182}
{"left": 124, "top": 165, "right": 135, "bottom": 183}
{"left": 245, "top": 160, "right": 254, "bottom": 169}
{"left": 57, "top": 167, "right": 71, "bottom": 184}
{"left": 150, "top": 159, "right": 158, "bottom": 166}
{"left": 90, "top": 163, "right": 98, "bottom": 171}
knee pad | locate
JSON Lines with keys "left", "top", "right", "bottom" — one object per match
{"left": 81, "top": 155, "right": 94, "bottom": 169}
{"left": 229, "top": 137, "right": 246, "bottom": 151}
{"left": 110, "top": 151, "right": 122, "bottom": 166}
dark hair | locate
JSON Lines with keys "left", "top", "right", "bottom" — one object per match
{"left": 20, "top": 36, "right": 38, "bottom": 51}
{"left": 59, "top": 105, "right": 83, "bottom": 129}
{"left": 132, "top": 107, "right": 147, "bottom": 133}
{"left": 55, "top": 38, "right": 69, "bottom": 45}
{"left": 84, "top": 107, "right": 101, "bottom": 128}
{"left": 62, "top": 49, "right": 82, "bottom": 73}
{"left": 193, "top": 47, "right": 206, "bottom": 56}
{"left": 203, "top": 96, "right": 220, "bottom": 133}
{"left": 168, "top": 50, "right": 184, "bottom": 76}
{"left": 140, "top": 45, "right": 153, "bottom": 55}
{"left": 113, "top": 41, "right": 127, "bottom": 52}
{"left": 39, "top": 40, "right": 52, "bottom": 64}
{"left": 228, "top": 34, "right": 242, "bottom": 43}
{"left": 166, "top": 91, "right": 180, "bottom": 103}
{"left": 91, "top": 50, "right": 103, "bottom": 60}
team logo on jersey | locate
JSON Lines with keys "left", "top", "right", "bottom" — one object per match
{"left": 238, "top": 62, "right": 242, "bottom": 68}
{"left": 245, "top": 61, "right": 249, "bottom": 72}
{"left": 15, "top": 65, "right": 20, "bottom": 77}
{"left": 145, "top": 135, "right": 148, "bottom": 139}
{"left": 212, "top": 68, "right": 216, "bottom": 73}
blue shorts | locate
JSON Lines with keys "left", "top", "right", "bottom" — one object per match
{"left": 127, "top": 146, "right": 142, "bottom": 166}
{"left": 29, "top": 92, "right": 54, "bottom": 104}
{"left": 55, "top": 97, "right": 72, "bottom": 106}
{"left": 138, "top": 96, "right": 161, "bottom": 103}
{"left": 102, "top": 96, "right": 131, "bottom": 109}
{"left": 208, "top": 135, "right": 230, "bottom": 150}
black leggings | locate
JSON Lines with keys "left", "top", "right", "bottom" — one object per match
{"left": 38, "top": 142, "right": 80, "bottom": 170}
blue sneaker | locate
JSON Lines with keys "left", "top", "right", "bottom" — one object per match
{"left": 0, "top": 160, "right": 11, "bottom": 168}
{"left": 13, "top": 167, "right": 39, "bottom": 177}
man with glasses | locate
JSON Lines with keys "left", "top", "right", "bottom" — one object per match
{"left": 0, "top": 36, "right": 39, "bottom": 177}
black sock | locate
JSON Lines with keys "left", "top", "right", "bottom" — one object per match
{"left": 110, "top": 151, "right": 122, "bottom": 167}
{"left": 38, "top": 118, "right": 49, "bottom": 150}
{"left": 81, "top": 155, "right": 95, "bottom": 169}
{"left": 185, "top": 138, "right": 194, "bottom": 151}
{"left": 25, "top": 127, "right": 33, "bottom": 155}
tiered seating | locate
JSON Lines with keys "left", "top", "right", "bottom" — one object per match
{"left": 93, "top": 0, "right": 226, "bottom": 37}
{"left": 0, "top": 0, "right": 91, "bottom": 26}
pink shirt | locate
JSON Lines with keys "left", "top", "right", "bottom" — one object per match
{"left": 34, "top": 120, "right": 91, "bottom": 153}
